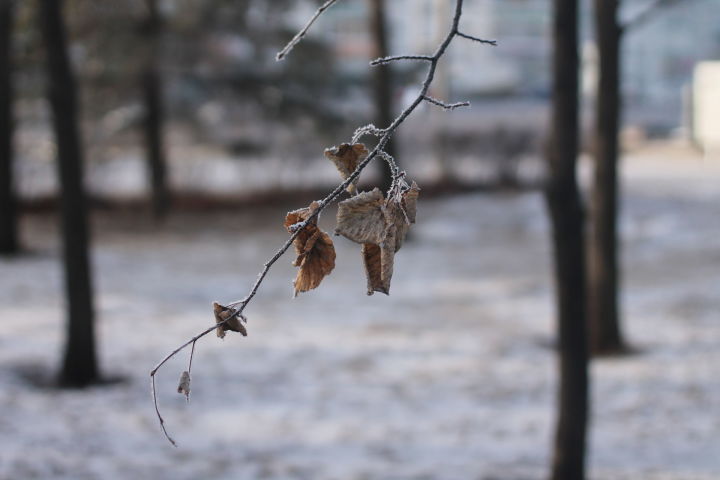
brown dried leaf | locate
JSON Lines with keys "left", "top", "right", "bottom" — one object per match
{"left": 387, "top": 183, "right": 421, "bottom": 253}
{"left": 335, "top": 188, "right": 386, "bottom": 244}
{"left": 213, "top": 302, "right": 248, "bottom": 338}
{"left": 402, "top": 181, "right": 420, "bottom": 224}
{"left": 335, "top": 182, "right": 420, "bottom": 295}
{"left": 177, "top": 370, "right": 191, "bottom": 401}
{"left": 362, "top": 242, "right": 393, "bottom": 295}
{"left": 324, "top": 143, "right": 369, "bottom": 194}
{"left": 284, "top": 202, "right": 336, "bottom": 296}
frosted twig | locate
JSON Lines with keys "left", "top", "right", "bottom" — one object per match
{"left": 276, "top": 0, "right": 341, "bottom": 61}
{"left": 151, "top": 0, "right": 492, "bottom": 446}
{"left": 370, "top": 55, "right": 433, "bottom": 66}
{"left": 422, "top": 95, "right": 470, "bottom": 110}
{"left": 457, "top": 31, "right": 497, "bottom": 46}
{"left": 352, "top": 124, "right": 386, "bottom": 143}
{"left": 378, "top": 151, "right": 399, "bottom": 182}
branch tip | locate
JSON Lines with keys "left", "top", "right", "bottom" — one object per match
{"left": 422, "top": 95, "right": 470, "bottom": 110}
{"left": 456, "top": 31, "right": 497, "bottom": 46}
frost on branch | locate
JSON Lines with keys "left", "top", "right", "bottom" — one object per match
{"left": 324, "top": 143, "right": 369, "bottom": 195}
{"left": 213, "top": 302, "right": 248, "bottom": 338}
{"left": 284, "top": 201, "right": 336, "bottom": 296}
{"left": 336, "top": 182, "right": 420, "bottom": 295}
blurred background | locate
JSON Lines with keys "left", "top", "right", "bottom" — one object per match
{"left": 1, "top": 0, "right": 719, "bottom": 479}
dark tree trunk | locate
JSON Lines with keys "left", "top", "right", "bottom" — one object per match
{"left": 142, "top": 0, "right": 169, "bottom": 219}
{"left": 0, "top": 0, "right": 18, "bottom": 255}
{"left": 546, "top": 0, "right": 589, "bottom": 478}
{"left": 39, "top": 0, "right": 100, "bottom": 387}
{"left": 589, "top": 0, "right": 625, "bottom": 355}
{"left": 369, "top": 0, "right": 395, "bottom": 192}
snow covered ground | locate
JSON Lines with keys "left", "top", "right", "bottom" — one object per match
{"left": 1, "top": 142, "right": 718, "bottom": 479}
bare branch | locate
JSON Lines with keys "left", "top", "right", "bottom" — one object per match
{"left": 276, "top": 0, "right": 341, "bottom": 61}
{"left": 151, "top": 374, "right": 177, "bottom": 447}
{"left": 622, "top": 0, "right": 682, "bottom": 32}
{"left": 151, "top": 0, "right": 495, "bottom": 446}
{"left": 352, "top": 123, "right": 386, "bottom": 143}
{"left": 457, "top": 31, "right": 497, "bottom": 46}
{"left": 370, "top": 55, "right": 433, "bottom": 66}
{"left": 422, "top": 95, "right": 470, "bottom": 110}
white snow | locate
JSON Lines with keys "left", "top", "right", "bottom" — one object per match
{"left": 0, "top": 142, "right": 718, "bottom": 479}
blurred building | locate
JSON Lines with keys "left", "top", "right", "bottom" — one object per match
{"left": 692, "top": 61, "right": 720, "bottom": 154}
{"left": 284, "top": 0, "right": 720, "bottom": 132}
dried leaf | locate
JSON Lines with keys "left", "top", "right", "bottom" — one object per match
{"left": 213, "top": 302, "right": 248, "bottom": 338}
{"left": 284, "top": 202, "right": 336, "bottom": 296}
{"left": 335, "top": 188, "right": 386, "bottom": 244}
{"left": 324, "top": 143, "right": 368, "bottom": 194}
{"left": 177, "top": 371, "right": 191, "bottom": 401}
{"left": 387, "top": 183, "right": 421, "bottom": 253}
{"left": 362, "top": 242, "right": 391, "bottom": 295}
{"left": 402, "top": 181, "right": 420, "bottom": 224}
{"left": 356, "top": 183, "right": 420, "bottom": 295}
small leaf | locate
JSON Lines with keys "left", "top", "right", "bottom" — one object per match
{"left": 285, "top": 202, "right": 336, "bottom": 296}
{"left": 402, "top": 181, "right": 420, "bottom": 224}
{"left": 324, "top": 143, "right": 369, "bottom": 194}
{"left": 350, "top": 182, "right": 420, "bottom": 295}
{"left": 335, "top": 188, "right": 386, "bottom": 244}
{"left": 362, "top": 242, "right": 391, "bottom": 295}
{"left": 386, "top": 182, "right": 421, "bottom": 253}
{"left": 213, "top": 302, "right": 248, "bottom": 338}
{"left": 177, "top": 371, "right": 191, "bottom": 401}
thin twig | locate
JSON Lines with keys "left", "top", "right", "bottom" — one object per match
{"left": 422, "top": 95, "right": 470, "bottom": 110}
{"left": 352, "top": 124, "right": 386, "bottom": 143}
{"left": 276, "top": 0, "right": 341, "bottom": 61}
{"left": 151, "top": 374, "right": 177, "bottom": 447}
{"left": 370, "top": 55, "right": 433, "bottom": 66}
{"left": 457, "top": 31, "right": 497, "bottom": 46}
{"left": 188, "top": 340, "right": 196, "bottom": 374}
{"left": 151, "top": 0, "right": 491, "bottom": 446}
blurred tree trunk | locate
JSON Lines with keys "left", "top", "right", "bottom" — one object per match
{"left": 589, "top": 0, "right": 625, "bottom": 355}
{"left": 142, "top": 0, "right": 169, "bottom": 219}
{"left": 39, "top": 0, "right": 100, "bottom": 387}
{"left": 369, "top": 0, "right": 395, "bottom": 192}
{"left": 546, "top": 0, "right": 589, "bottom": 478}
{"left": 0, "top": 0, "right": 18, "bottom": 255}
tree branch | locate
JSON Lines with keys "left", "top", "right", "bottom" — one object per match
{"left": 457, "top": 31, "right": 497, "bottom": 46}
{"left": 423, "top": 95, "right": 470, "bottom": 110}
{"left": 151, "top": 0, "right": 491, "bottom": 446}
{"left": 276, "top": 0, "right": 342, "bottom": 61}
{"left": 370, "top": 55, "right": 433, "bottom": 66}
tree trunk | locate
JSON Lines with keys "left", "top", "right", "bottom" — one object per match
{"left": 546, "top": 0, "right": 589, "bottom": 478}
{"left": 0, "top": 0, "right": 18, "bottom": 255}
{"left": 39, "top": 0, "right": 100, "bottom": 387}
{"left": 369, "top": 0, "right": 395, "bottom": 192}
{"left": 142, "top": 0, "right": 169, "bottom": 219}
{"left": 589, "top": 0, "right": 625, "bottom": 355}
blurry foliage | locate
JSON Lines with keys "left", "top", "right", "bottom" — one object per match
{"left": 13, "top": 0, "right": 348, "bottom": 159}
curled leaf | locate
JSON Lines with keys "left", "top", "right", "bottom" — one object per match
{"left": 324, "top": 143, "right": 369, "bottom": 194}
{"left": 284, "top": 202, "right": 336, "bottom": 296}
{"left": 213, "top": 302, "right": 248, "bottom": 338}
{"left": 335, "top": 188, "right": 386, "bottom": 244}
{"left": 177, "top": 370, "right": 191, "bottom": 401}
{"left": 336, "top": 183, "right": 420, "bottom": 295}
